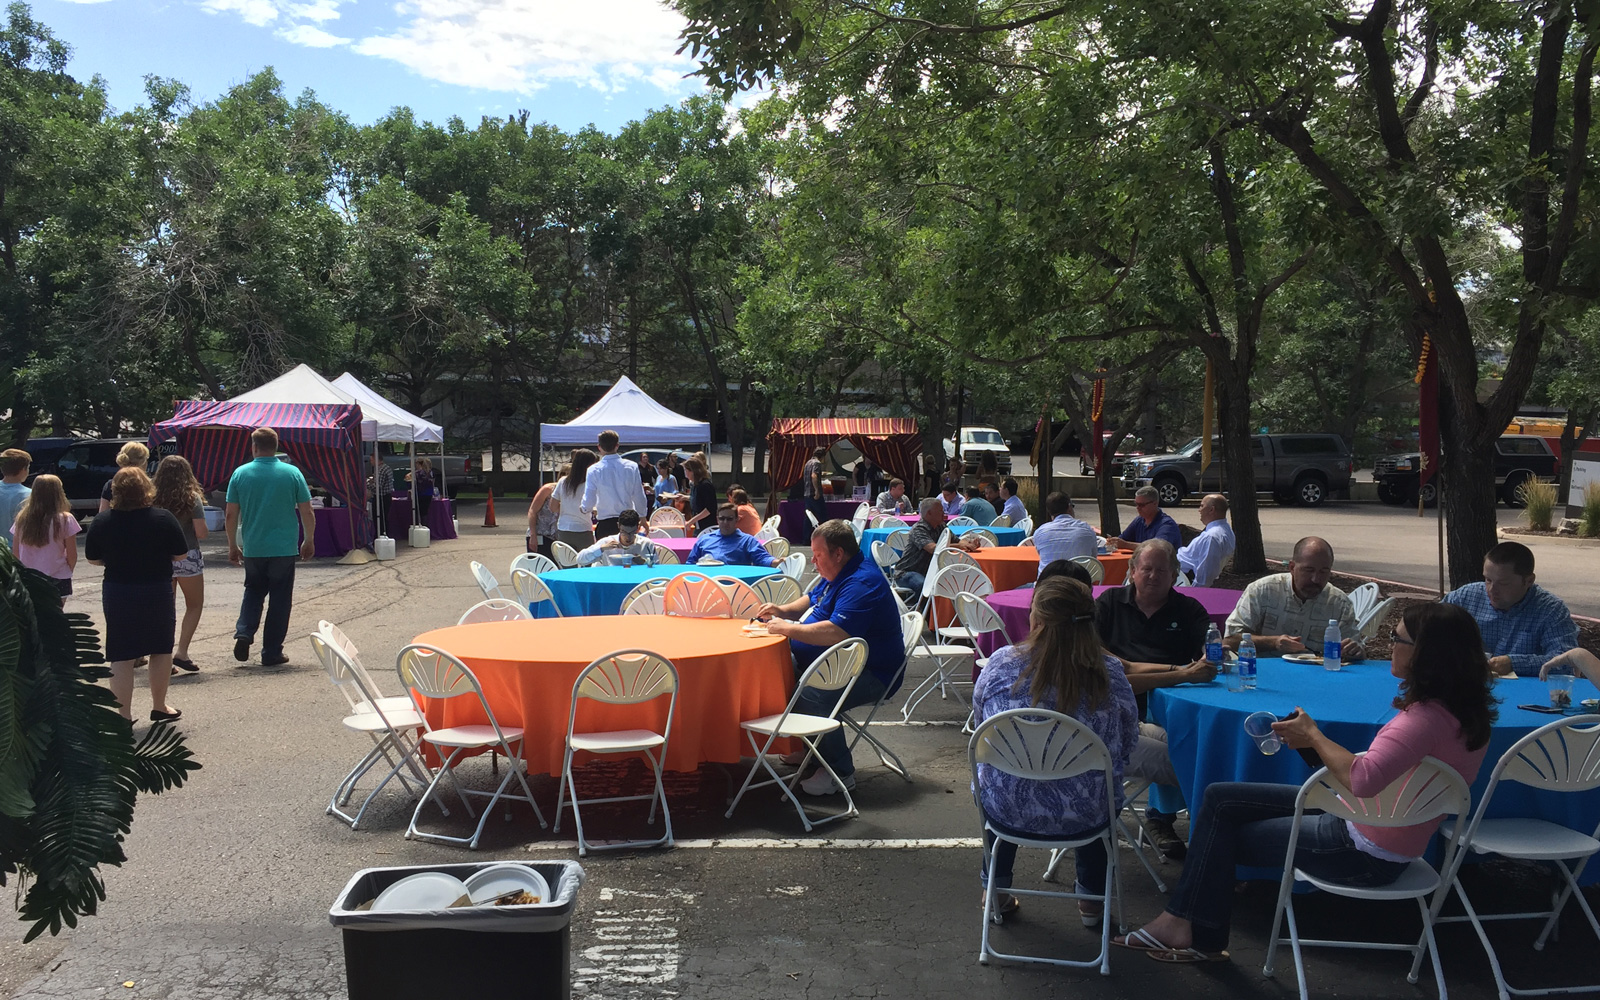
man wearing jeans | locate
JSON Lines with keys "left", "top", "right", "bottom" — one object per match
{"left": 226, "top": 427, "right": 314, "bottom": 666}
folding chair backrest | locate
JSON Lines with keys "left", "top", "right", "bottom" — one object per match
{"left": 965, "top": 528, "right": 999, "bottom": 548}
{"left": 715, "top": 576, "right": 765, "bottom": 618}
{"left": 890, "top": 586, "right": 911, "bottom": 616}
{"left": 956, "top": 592, "right": 1010, "bottom": 642}
{"left": 755, "top": 527, "right": 779, "bottom": 543}
{"left": 990, "top": 515, "right": 1011, "bottom": 528}
{"left": 937, "top": 547, "right": 980, "bottom": 571}
{"left": 510, "top": 568, "right": 560, "bottom": 612}
{"left": 621, "top": 577, "right": 672, "bottom": 609}
{"left": 850, "top": 520, "right": 864, "bottom": 541}
{"left": 397, "top": 643, "right": 508, "bottom": 742}
{"left": 853, "top": 502, "right": 871, "bottom": 524}
{"left": 795, "top": 637, "right": 868, "bottom": 709}
{"left": 1016, "top": 516, "right": 1034, "bottom": 537}
{"left": 574, "top": 649, "right": 678, "bottom": 705}
{"left": 900, "top": 610, "right": 925, "bottom": 651}
{"left": 948, "top": 515, "right": 977, "bottom": 527}
{"left": 752, "top": 574, "right": 803, "bottom": 606}
{"left": 551, "top": 541, "right": 580, "bottom": 568}
{"left": 648, "top": 527, "right": 672, "bottom": 539}
{"left": 470, "top": 560, "right": 504, "bottom": 600}
{"left": 311, "top": 630, "right": 368, "bottom": 714}
{"left": 1299, "top": 756, "right": 1470, "bottom": 828}
{"left": 650, "top": 507, "right": 685, "bottom": 528}
{"left": 932, "top": 564, "right": 994, "bottom": 602}
{"left": 320, "top": 620, "right": 392, "bottom": 703}
{"left": 1019, "top": 536, "right": 1037, "bottom": 548}
{"left": 763, "top": 514, "right": 782, "bottom": 532}
{"left": 622, "top": 589, "right": 667, "bottom": 615}
{"left": 870, "top": 514, "right": 901, "bottom": 528}
{"left": 970, "top": 708, "right": 1113, "bottom": 783}
{"left": 779, "top": 552, "right": 806, "bottom": 580}
{"left": 1070, "top": 554, "right": 1105, "bottom": 583}
{"left": 764, "top": 537, "right": 791, "bottom": 560}
{"left": 651, "top": 542, "right": 681, "bottom": 564}
{"left": 1348, "top": 582, "right": 1380, "bottom": 621}
{"left": 885, "top": 528, "right": 911, "bottom": 559}
{"left": 871, "top": 540, "right": 898, "bottom": 572}
{"left": 1174, "top": 569, "right": 1192, "bottom": 588}
{"left": 458, "top": 598, "right": 531, "bottom": 625}
{"left": 663, "top": 571, "right": 734, "bottom": 618}
{"left": 1489, "top": 715, "right": 1600, "bottom": 793}
{"left": 510, "top": 552, "right": 558, "bottom": 578}
{"left": 1356, "top": 596, "right": 1394, "bottom": 640}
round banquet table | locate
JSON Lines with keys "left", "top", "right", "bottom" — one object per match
{"left": 651, "top": 536, "right": 697, "bottom": 560}
{"left": 972, "top": 547, "right": 1042, "bottom": 593}
{"left": 976, "top": 585, "right": 1243, "bottom": 657}
{"left": 1150, "top": 661, "right": 1600, "bottom": 884}
{"left": 536, "top": 563, "right": 778, "bottom": 617}
{"left": 861, "top": 523, "right": 1026, "bottom": 550}
{"left": 411, "top": 616, "right": 795, "bottom": 774}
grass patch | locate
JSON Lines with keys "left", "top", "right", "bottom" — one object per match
{"left": 1519, "top": 479, "right": 1558, "bottom": 531}
{"left": 1582, "top": 490, "right": 1600, "bottom": 538}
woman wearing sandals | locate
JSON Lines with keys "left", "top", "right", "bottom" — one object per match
{"left": 85, "top": 467, "right": 190, "bottom": 723}
{"left": 1113, "top": 601, "right": 1496, "bottom": 964}
{"left": 153, "top": 456, "right": 208, "bottom": 674}
{"left": 972, "top": 576, "right": 1139, "bottom": 925}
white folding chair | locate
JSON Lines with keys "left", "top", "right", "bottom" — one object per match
{"left": 764, "top": 537, "right": 791, "bottom": 560}
{"left": 510, "top": 552, "right": 558, "bottom": 579}
{"left": 663, "top": 571, "right": 734, "bottom": 618}
{"left": 1356, "top": 596, "right": 1395, "bottom": 642}
{"left": 900, "top": 567, "right": 989, "bottom": 721}
{"left": 1071, "top": 555, "right": 1105, "bottom": 583}
{"left": 885, "top": 528, "right": 912, "bottom": 559}
{"left": 852, "top": 501, "right": 871, "bottom": 525}
{"left": 620, "top": 577, "right": 672, "bottom": 610}
{"left": 714, "top": 576, "right": 765, "bottom": 618}
{"left": 319, "top": 620, "right": 416, "bottom": 716}
{"left": 1262, "top": 758, "right": 1471, "bottom": 1000}
{"left": 650, "top": 507, "right": 686, "bottom": 531}
{"left": 778, "top": 552, "right": 806, "bottom": 580}
{"left": 551, "top": 540, "right": 581, "bottom": 568}
{"left": 805, "top": 509, "right": 820, "bottom": 530}
{"left": 849, "top": 520, "right": 864, "bottom": 541}
{"left": 937, "top": 547, "right": 981, "bottom": 572}
{"left": 457, "top": 598, "right": 532, "bottom": 625}
{"left": 870, "top": 514, "right": 902, "bottom": 528}
{"left": 1020, "top": 536, "right": 1037, "bottom": 548}
{"left": 965, "top": 528, "right": 999, "bottom": 547}
{"left": 310, "top": 630, "right": 435, "bottom": 830}
{"left": 470, "top": 560, "right": 505, "bottom": 600}
{"left": 956, "top": 593, "right": 1015, "bottom": 673}
{"left": 648, "top": 527, "right": 673, "bottom": 539}
{"left": 725, "top": 638, "right": 868, "bottom": 831}
{"left": 751, "top": 573, "right": 803, "bottom": 606}
{"left": 555, "top": 649, "right": 679, "bottom": 856}
{"left": 1431, "top": 715, "right": 1600, "bottom": 1000}
{"left": 507, "top": 568, "right": 562, "bottom": 617}
{"left": 990, "top": 515, "right": 1011, "bottom": 527}
{"left": 1347, "top": 581, "right": 1380, "bottom": 622}
{"left": 841, "top": 611, "right": 921, "bottom": 781}
{"left": 930, "top": 564, "right": 994, "bottom": 643}
{"left": 763, "top": 513, "right": 783, "bottom": 533}
{"left": 948, "top": 515, "right": 978, "bottom": 527}
{"left": 871, "top": 540, "right": 899, "bottom": 576}
{"left": 622, "top": 588, "right": 668, "bottom": 615}
{"left": 971, "top": 708, "right": 1121, "bottom": 972}
{"left": 396, "top": 643, "right": 549, "bottom": 848}
{"left": 1016, "top": 516, "right": 1034, "bottom": 537}
{"left": 650, "top": 541, "right": 681, "bottom": 564}
{"left": 1174, "top": 569, "right": 1192, "bottom": 588}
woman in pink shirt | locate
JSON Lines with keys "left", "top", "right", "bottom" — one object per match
{"left": 1115, "top": 602, "right": 1496, "bottom": 963}
{"left": 9, "top": 474, "right": 80, "bottom": 604}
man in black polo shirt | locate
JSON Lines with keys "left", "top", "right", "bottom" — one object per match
{"left": 1094, "top": 538, "right": 1215, "bottom": 858}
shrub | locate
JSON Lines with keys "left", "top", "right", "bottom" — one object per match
{"left": 1519, "top": 479, "right": 1558, "bottom": 531}
{"left": 1582, "top": 490, "right": 1600, "bottom": 538}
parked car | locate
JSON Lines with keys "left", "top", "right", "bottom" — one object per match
{"left": 36, "top": 438, "right": 153, "bottom": 516}
{"left": 1373, "top": 435, "right": 1557, "bottom": 508}
{"left": 942, "top": 426, "right": 1013, "bottom": 476}
{"left": 1124, "top": 433, "right": 1354, "bottom": 507}
{"left": 1080, "top": 434, "right": 1143, "bottom": 476}
{"left": 16, "top": 437, "right": 81, "bottom": 481}
{"left": 379, "top": 451, "right": 483, "bottom": 498}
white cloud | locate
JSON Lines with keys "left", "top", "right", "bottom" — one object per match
{"left": 279, "top": 23, "right": 351, "bottom": 46}
{"left": 351, "top": 0, "right": 698, "bottom": 95}
{"left": 200, "top": 0, "right": 284, "bottom": 26}
{"left": 55, "top": 0, "right": 116, "bottom": 5}
{"left": 287, "top": 0, "right": 344, "bottom": 21}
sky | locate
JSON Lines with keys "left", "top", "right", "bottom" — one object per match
{"left": 39, "top": 0, "right": 735, "bottom": 133}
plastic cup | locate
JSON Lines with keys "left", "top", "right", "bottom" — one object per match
{"left": 1244, "top": 712, "right": 1283, "bottom": 755}
{"left": 1548, "top": 671, "right": 1576, "bottom": 711}
{"left": 1225, "top": 660, "right": 1245, "bottom": 693}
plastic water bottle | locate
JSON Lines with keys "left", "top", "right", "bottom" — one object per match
{"left": 1323, "top": 618, "right": 1342, "bottom": 672}
{"left": 1238, "top": 633, "right": 1257, "bottom": 690}
{"left": 1205, "top": 622, "right": 1223, "bottom": 665}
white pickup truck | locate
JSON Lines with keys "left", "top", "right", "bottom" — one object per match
{"left": 943, "top": 426, "right": 1012, "bottom": 476}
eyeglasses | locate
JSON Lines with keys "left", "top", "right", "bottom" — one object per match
{"left": 1390, "top": 630, "right": 1414, "bottom": 646}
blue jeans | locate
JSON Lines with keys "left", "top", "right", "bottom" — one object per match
{"left": 792, "top": 669, "right": 888, "bottom": 780}
{"left": 1166, "top": 781, "right": 1410, "bottom": 952}
{"left": 235, "top": 555, "right": 298, "bottom": 658}
{"left": 980, "top": 808, "right": 1108, "bottom": 895}
{"left": 896, "top": 571, "right": 926, "bottom": 594}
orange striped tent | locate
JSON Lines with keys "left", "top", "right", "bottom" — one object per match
{"left": 766, "top": 418, "right": 923, "bottom": 514}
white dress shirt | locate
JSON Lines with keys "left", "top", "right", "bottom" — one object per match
{"left": 581, "top": 453, "right": 648, "bottom": 520}
{"left": 1177, "top": 518, "right": 1236, "bottom": 586}
{"left": 1031, "top": 514, "right": 1099, "bottom": 574}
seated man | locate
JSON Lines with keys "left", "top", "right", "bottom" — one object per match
{"left": 1444, "top": 541, "right": 1577, "bottom": 677}
{"left": 890, "top": 497, "right": 980, "bottom": 593}
{"left": 998, "top": 477, "right": 1028, "bottom": 527}
{"left": 1110, "top": 486, "right": 1182, "bottom": 551}
{"left": 575, "top": 509, "right": 655, "bottom": 566}
{"left": 687, "top": 503, "right": 776, "bottom": 566}
{"left": 959, "top": 485, "right": 997, "bottom": 525}
{"left": 1177, "top": 493, "right": 1235, "bottom": 586}
{"left": 1031, "top": 491, "right": 1098, "bottom": 576}
{"left": 1094, "top": 539, "right": 1217, "bottom": 858}
{"left": 1225, "top": 536, "right": 1362, "bottom": 659}
{"left": 939, "top": 479, "right": 965, "bottom": 518}
{"left": 758, "top": 520, "right": 906, "bottom": 796}
{"left": 874, "top": 478, "right": 912, "bottom": 515}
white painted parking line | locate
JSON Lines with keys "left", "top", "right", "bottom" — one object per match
{"left": 574, "top": 887, "right": 694, "bottom": 992}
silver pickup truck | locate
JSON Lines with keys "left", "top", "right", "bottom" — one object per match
{"left": 1123, "top": 433, "right": 1353, "bottom": 507}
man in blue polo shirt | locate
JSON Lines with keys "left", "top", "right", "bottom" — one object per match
{"left": 1109, "top": 485, "right": 1182, "bottom": 551}
{"left": 226, "top": 427, "right": 315, "bottom": 667}
{"left": 758, "top": 519, "right": 904, "bottom": 796}
{"left": 688, "top": 504, "right": 776, "bottom": 566}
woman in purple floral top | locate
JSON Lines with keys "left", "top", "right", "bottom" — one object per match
{"left": 972, "top": 576, "right": 1140, "bottom": 923}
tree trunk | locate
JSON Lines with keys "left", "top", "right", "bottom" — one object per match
{"left": 1435, "top": 374, "right": 1500, "bottom": 587}
{"left": 1036, "top": 413, "right": 1053, "bottom": 522}
{"left": 1216, "top": 359, "right": 1267, "bottom": 572}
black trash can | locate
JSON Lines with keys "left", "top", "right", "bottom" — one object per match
{"left": 329, "top": 860, "right": 583, "bottom": 1000}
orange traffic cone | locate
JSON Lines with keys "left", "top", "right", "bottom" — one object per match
{"left": 483, "top": 488, "right": 497, "bottom": 527}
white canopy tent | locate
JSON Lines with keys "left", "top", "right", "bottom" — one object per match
{"left": 230, "top": 364, "right": 381, "bottom": 441}
{"left": 540, "top": 376, "right": 710, "bottom": 446}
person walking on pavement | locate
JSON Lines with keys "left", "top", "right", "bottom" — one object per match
{"left": 581, "top": 429, "right": 647, "bottom": 539}
{"left": 226, "top": 427, "right": 314, "bottom": 667}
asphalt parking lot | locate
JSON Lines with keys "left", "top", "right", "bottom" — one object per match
{"left": 2, "top": 504, "right": 1594, "bottom": 999}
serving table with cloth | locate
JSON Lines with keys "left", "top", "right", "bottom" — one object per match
{"left": 382, "top": 493, "right": 457, "bottom": 541}
{"left": 411, "top": 616, "right": 795, "bottom": 775}
{"left": 311, "top": 505, "right": 356, "bottom": 557}
{"left": 778, "top": 499, "right": 860, "bottom": 543}
{"left": 1150, "top": 660, "right": 1600, "bottom": 884}
{"left": 535, "top": 563, "right": 778, "bottom": 617}
{"left": 977, "top": 585, "right": 1242, "bottom": 657}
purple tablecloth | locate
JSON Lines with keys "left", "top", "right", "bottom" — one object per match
{"left": 383, "top": 494, "right": 457, "bottom": 541}
{"left": 976, "top": 585, "right": 1243, "bottom": 657}
{"left": 312, "top": 505, "right": 356, "bottom": 557}
{"left": 777, "top": 498, "right": 862, "bottom": 543}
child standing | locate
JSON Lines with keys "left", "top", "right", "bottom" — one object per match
{"left": 9, "top": 474, "right": 79, "bottom": 603}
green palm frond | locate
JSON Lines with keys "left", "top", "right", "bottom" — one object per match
{"left": 127, "top": 722, "right": 200, "bottom": 794}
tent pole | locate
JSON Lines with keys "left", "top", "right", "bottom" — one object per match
{"left": 338, "top": 440, "right": 374, "bottom": 564}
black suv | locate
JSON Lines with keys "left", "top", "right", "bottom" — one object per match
{"left": 34, "top": 438, "right": 153, "bottom": 516}
{"left": 1373, "top": 435, "right": 1557, "bottom": 507}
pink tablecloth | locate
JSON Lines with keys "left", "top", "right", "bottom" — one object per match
{"left": 976, "top": 585, "right": 1242, "bottom": 657}
{"left": 653, "top": 536, "right": 697, "bottom": 559}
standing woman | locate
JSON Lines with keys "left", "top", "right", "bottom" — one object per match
{"left": 525, "top": 477, "right": 558, "bottom": 557}
{"left": 153, "top": 456, "right": 208, "bottom": 673}
{"left": 409, "top": 457, "right": 436, "bottom": 523}
{"left": 554, "top": 451, "right": 599, "bottom": 552}
{"left": 98, "top": 441, "right": 151, "bottom": 514}
{"left": 9, "top": 474, "right": 80, "bottom": 604}
{"left": 85, "top": 467, "right": 190, "bottom": 723}
{"left": 683, "top": 458, "right": 717, "bottom": 534}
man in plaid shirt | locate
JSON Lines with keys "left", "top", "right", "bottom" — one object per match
{"left": 1444, "top": 541, "right": 1576, "bottom": 677}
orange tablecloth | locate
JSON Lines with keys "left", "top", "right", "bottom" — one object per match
{"left": 1097, "top": 551, "right": 1131, "bottom": 584}
{"left": 411, "top": 616, "right": 794, "bottom": 775}
{"left": 934, "top": 548, "right": 1130, "bottom": 625}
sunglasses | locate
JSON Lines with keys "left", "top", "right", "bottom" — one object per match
{"left": 1390, "top": 630, "right": 1414, "bottom": 646}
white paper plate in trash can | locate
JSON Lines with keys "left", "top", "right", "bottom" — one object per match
{"left": 464, "top": 864, "right": 549, "bottom": 905}
{"left": 371, "top": 871, "right": 469, "bottom": 911}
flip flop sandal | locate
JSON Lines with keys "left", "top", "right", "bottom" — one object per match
{"left": 1114, "top": 928, "right": 1176, "bottom": 952}
{"left": 1147, "top": 947, "right": 1231, "bottom": 965}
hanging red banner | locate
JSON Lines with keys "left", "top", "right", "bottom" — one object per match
{"left": 1416, "top": 334, "right": 1439, "bottom": 488}
{"left": 1090, "top": 374, "right": 1106, "bottom": 472}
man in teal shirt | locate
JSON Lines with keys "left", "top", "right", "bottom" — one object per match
{"left": 226, "top": 427, "right": 314, "bottom": 666}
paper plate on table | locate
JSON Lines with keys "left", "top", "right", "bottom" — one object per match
{"left": 464, "top": 864, "right": 549, "bottom": 905}
{"left": 1282, "top": 652, "right": 1324, "bottom": 664}
{"left": 1582, "top": 699, "right": 1599, "bottom": 713}
{"left": 372, "top": 871, "right": 468, "bottom": 911}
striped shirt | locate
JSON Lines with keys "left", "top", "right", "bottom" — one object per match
{"left": 1443, "top": 582, "right": 1577, "bottom": 677}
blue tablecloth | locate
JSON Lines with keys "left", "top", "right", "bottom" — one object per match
{"left": 537, "top": 563, "right": 779, "bottom": 617}
{"left": 861, "top": 523, "right": 1025, "bottom": 550}
{"left": 1152, "top": 659, "right": 1600, "bottom": 883}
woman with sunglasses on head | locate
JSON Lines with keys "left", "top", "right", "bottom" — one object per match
{"left": 1114, "top": 601, "right": 1497, "bottom": 964}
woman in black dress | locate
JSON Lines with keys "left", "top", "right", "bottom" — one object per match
{"left": 86, "top": 467, "right": 190, "bottom": 723}
{"left": 683, "top": 458, "right": 717, "bottom": 534}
